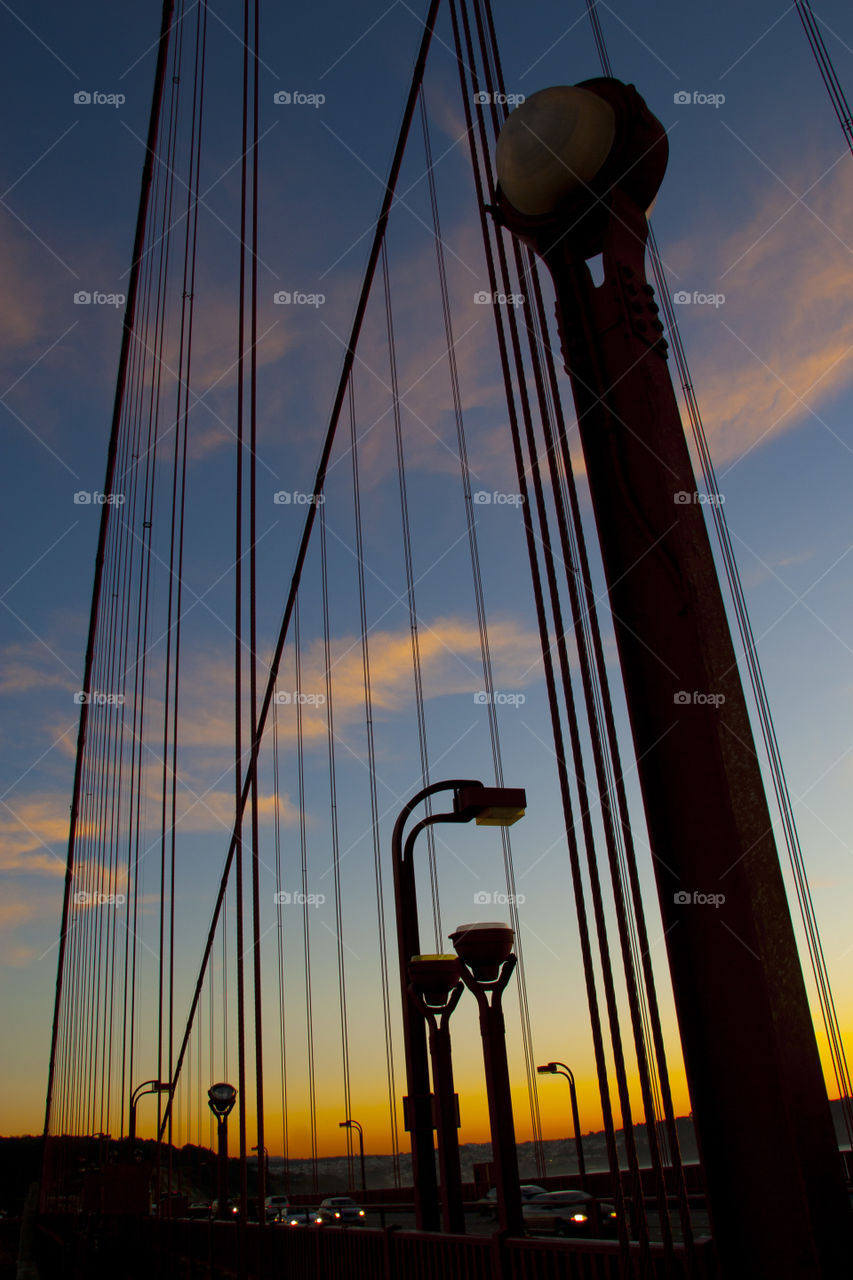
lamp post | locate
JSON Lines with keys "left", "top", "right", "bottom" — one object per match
{"left": 392, "top": 780, "right": 525, "bottom": 1231}
{"left": 492, "top": 80, "right": 853, "bottom": 1277}
{"left": 408, "top": 955, "right": 466, "bottom": 1234}
{"left": 208, "top": 1083, "right": 237, "bottom": 1220}
{"left": 128, "top": 1079, "right": 171, "bottom": 1147}
{"left": 537, "top": 1062, "right": 586, "bottom": 1190}
{"left": 251, "top": 1145, "right": 270, "bottom": 1213}
{"left": 339, "top": 1120, "right": 366, "bottom": 1196}
{"left": 450, "top": 921, "right": 523, "bottom": 1237}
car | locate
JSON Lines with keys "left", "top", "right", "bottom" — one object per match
{"left": 264, "top": 1195, "right": 290, "bottom": 1223}
{"left": 315, "top": 1196, "right": 366, "bottom": 1224}
{"left": 283, "top": 1206, "right": 322, "bottom": 1226}
{"left": 209, "top": 1198, "right": 240, "bottom": 1218}
{"left": 522, "top": 1190, "right": 619, "bottom": 1238}
{"left": 474, "top": 1184, "right": 547, "bottom": 1219}
{"left": 186, "top": 1201, "right": 213, "bottom": 1220}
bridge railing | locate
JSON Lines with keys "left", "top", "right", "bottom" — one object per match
{"left": 144, "top": 1219, "right": 718, "bottom": 1280}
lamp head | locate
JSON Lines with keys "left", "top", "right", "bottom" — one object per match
{"left": 207, "top": 1082, "right": 237, "bottom": 1119}
{"left": 537, "top": 1062, "right": 559, "bottom": 1074}
{"left": 494, "top": 78, "right": 668, "bottom": 259}
{"left": 454, "top": 785, "right": 526, "bottom": 826}
{"left": 450, "top": 921, "right": 514, "bottom": 982}
{"left": 409, "top": 954, "right": 463, "bottom": 1008}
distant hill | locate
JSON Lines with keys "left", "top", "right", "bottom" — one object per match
{"left": 4, "top": 1100, "right": 850, "bottom": 1207}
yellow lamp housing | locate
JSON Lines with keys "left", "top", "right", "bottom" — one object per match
{"left": 454, "top": 786, "right": 526, "bottom": 827}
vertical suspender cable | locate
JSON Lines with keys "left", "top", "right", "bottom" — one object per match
{"left": 41, "top": 0, "right": 177, "bottom": 1182}
{"left": 160, "top": 0, "right": 443, "bottom": 1130}
{"left": 348, "top": 380, "right": 402, "bottom": 1184}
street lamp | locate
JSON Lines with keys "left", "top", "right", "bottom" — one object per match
{"left": 339, "top": 1120, "right": 366, "bottom": 1196}
{"left": 208, "top": 1082, "right": 237, "bottom": 1220}
{"left": 392, "top": 780, "right": 525, "bottom": 1231}
{"left": 408, "top": 954, "right": 465, "bottom": 1234}
{"left": 537, "top": 1062, "right": 586, "bottom": 1190}
{"left": 251, "top": 1144, "right": 270, "bottom": 1212}
{"left": 450, "top": 921, "right": 523, "bottom": 1237}
{"left": 492, "top": 80, "right": 853, "bottom": 1277}
{"left": 128, "top": 1079, "right": 171, "bottom": 1146}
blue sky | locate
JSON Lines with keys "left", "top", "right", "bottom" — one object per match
{"left": 3, "top": 0, "right": 853, "bottom": 1156}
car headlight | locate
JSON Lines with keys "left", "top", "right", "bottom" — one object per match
{"left": 571, "top": 1213, "right": 588, "bottom": 1223}
{"left": 334, "top": 1211, "right": 340, "bottom": 1218}
{"left": 358, "top": 1210, "right": 365, "bottom": 1217}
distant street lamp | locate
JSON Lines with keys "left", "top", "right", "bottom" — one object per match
{"left": 450, "top": 921, "right": 523, "bottom": 1237}
{"left": 392, "top": 780, "right": 525, "bottom": 1231}
{"left": 128, "top": 1079, "right": 171, "bottom": 1146}
{"left": 537, "top": 1062, "right": 587, "bottom": 1190}
{"left": 208, "top": 1083, "right": 237, "bottom": 1220}
{"left": 251, "top": 1144, "right": 270, "bottom": 1199}
{"left": 339, "top": 1119, "right": 366, "bottom": 1195}
{"left": 408, "top": 954, "right": 466, "bottom": 1234}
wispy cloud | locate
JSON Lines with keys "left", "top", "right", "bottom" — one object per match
{"left": 663, "top": 156, "right": 853, "bottom": 466}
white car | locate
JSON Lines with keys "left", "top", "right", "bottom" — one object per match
{"left": 316, "top": 1196, "right": 366, "bottom": 1224}
{"left": 264, "top": 1195, "right": 290, "bottom": 1222}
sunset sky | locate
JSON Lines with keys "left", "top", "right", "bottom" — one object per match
{"left": 3, "top": 0, "right": 853, "bottom": 1162}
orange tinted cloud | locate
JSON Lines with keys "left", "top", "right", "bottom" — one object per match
{"left": 663, "top": 156, "right": 853, "bottom": 466}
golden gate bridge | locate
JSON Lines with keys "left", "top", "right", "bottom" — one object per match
{"left": 34, "top": 1, "right": 853, "bottom": 1277}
